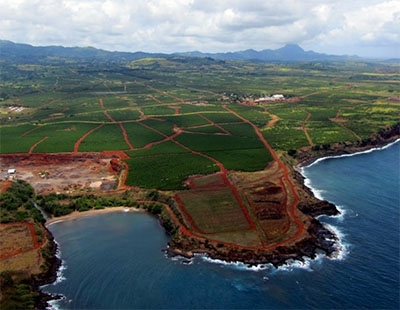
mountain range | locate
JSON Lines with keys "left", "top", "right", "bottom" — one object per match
{"left": 0, "top": 40, "right": 360, "bottom": 64}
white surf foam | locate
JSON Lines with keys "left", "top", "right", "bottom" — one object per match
{"left": 46, "top": 220, "right": 65, "bottom": 226}
{"left": 323, "top": 223, "right": 349, "bottom": 261}
{"left": 304, "top": 139, "right": 400, "bottom": 169}
{"left": 45, "top": 296, "right": 66, "bottom": 310}
{"left": 53, "top": 261, "right": 67, "bottom": 284}
{"left": 200, "top": 256, "right": 270, "bottom": 272}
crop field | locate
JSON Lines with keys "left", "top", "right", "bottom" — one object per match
{"left": 176, "top": 188, "right": 251, "bottom": 234}
{"left": 126, "top": 152, "right": 218, "bottom": 190}
{"left": 1, "top": 58, "right": 398, "bottom": 177}
{"left": 123, "top": 122, "right": 165, "bottom": 148}
{"left": 105, "top": 109, "right": 142, "bottom": 122}
{"left": 77, "top": 124, "right": 129, "bottom": 151}
{"left": 1, "top": 55, "right": 399, "bottom": 248}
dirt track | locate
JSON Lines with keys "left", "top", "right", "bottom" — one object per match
{"left": 0, "top": 222, "right": 43, "bottom": 260}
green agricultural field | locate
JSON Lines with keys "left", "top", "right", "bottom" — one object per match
{"left": 123, "top": 122, "right": 165, "bottom": 148}
{"left": 177, "top": 188, "right": 251, "bottom": 234}
{"left": 126, "top": 151, "right": 219, "bottom": 190}
{"left": 78, "top": 124, "right": 129, "bottom": 151}
{"left": 105, "top": 109, "right": 142, "bottom": 122}
{"left": 263, "top": 121, "right": 311, "bottom": 151}
{"left": 30, "top": 123, "right": 100, "bottom": 153}
{"left": 184, "top": 124, "right": 226, "bottom": 135}
{"left": 0, "top": 125, "right": 38, "bottom": 153}
{"left": 307, "top": 122, "right": 359, "bottom": 146}
{"left": 0, "top": 56, "right": 398, "bottom": 191}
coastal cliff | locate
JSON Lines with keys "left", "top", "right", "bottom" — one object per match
{"left": 33, "top": 229, "right": 62, "bottom": 309}
{"left": 295, "top": 124, "right": 399, "bottom": 166}
{"left": 165, "top": 124, "right": 399, "bottom": 267}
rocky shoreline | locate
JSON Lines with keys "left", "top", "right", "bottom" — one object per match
{"left": 167, "top": 217, "right": 338, "bottom": 268}
{"left": 295, "top": 123, "right": 399, "bottom": 167}
{"left": 33, "top": 228, "right": 62, "bottom": 309}
{"left": 166, "top": 124, "right": 399, "bottom": 267}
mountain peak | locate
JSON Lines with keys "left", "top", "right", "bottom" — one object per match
{"left": 277, "top": 44, "right": 305, "bottom": 54}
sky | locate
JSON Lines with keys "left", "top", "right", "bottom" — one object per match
{"left": 1, "top": 0, "right": 399, "bottom": 58}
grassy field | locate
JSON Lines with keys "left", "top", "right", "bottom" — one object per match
{"left": 177, "top": 188, "right": 251, "bottom": 233}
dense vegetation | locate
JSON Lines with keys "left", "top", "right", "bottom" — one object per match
{"left": 0, "top": 180, "right": 43, "bottom": 223}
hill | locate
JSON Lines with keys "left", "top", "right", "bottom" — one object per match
{"left": 1, "top": 40, "right": 360, "bottom": 64}
{"left": 176, "top": 44, "right": 358, "bottom": 62}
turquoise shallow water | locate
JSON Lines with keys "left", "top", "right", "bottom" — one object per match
{"left": 44, "top": 141, "right": 399, "bottom": 309}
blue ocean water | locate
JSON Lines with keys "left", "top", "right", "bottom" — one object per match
{"left": 43, "top": 141, "right": 400, "bottom": 309}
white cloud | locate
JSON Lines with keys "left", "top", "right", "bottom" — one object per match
{"left": 304, "top": 0, "right": 400, "bottom": 57}
{"left": 0, "top": 0, "right": 398, "bottom": 58}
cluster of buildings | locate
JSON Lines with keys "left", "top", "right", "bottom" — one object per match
{"left": 7, "top": 105, "right": 24, "bottom": 113}
{"left": 254, "top": 94, "right": 285, "bottom": 103}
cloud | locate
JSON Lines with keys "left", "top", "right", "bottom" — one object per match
{"left": 0, "top": 0, "right": 398, "bottom": 58}
{"left": 304, "top": 1, "right": 400, "bottom": 57}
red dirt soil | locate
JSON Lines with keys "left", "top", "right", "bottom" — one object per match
{"left": 222, "top": 105, "right": 304, "bottom": 249}
{"left": 0, "top": 222, "right": 44, "bottom": 260}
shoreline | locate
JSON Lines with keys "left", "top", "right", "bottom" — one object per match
{"left": 295, "top": 124, "right": 399, "bottom": 168}
{"left": 299, "top": 138, "right": 400, "bottom": 169}
{"left": 45, "top": 207, "right": 144, "bottom": 226}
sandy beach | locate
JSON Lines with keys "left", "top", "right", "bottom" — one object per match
{"left": 45, "top": 207, "right": 143, "bottom": 226}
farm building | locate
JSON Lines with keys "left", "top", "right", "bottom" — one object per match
{"left": 254, "top": 94, "right": 285, "bottom": 104}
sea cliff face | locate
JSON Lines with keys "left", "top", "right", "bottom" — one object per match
{"left": 167, "top": 218, "right": 337, "bottom": 267}
{"left": 34, "top": 228, "right": 62, "bottom": 309}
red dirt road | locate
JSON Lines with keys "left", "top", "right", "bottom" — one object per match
{"left": 28, "top": 136, "right": 49, "bottom": 154}
{"left": 100, "top": 98, "right": 135, "bottom": 150}
{"left": 74, "top": 124, "right": 105, "bottom": 152}
{"left": 223, "top": 105, "right": 304, "bottom": 248}
{"left": 0, "top": 222, "right": 43, "bottom": 260}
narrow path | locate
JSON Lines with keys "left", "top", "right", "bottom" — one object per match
{"left": 101, "top": 98, "right": 135, "bottom": 151}
{"left": 174, "top": 194, "right": 206, "bottom": 234}
{"left": 28, "top": 136, "right": 49, "bottom": 154}
{"left": 168, "top": 105, "right": 180, "bottom": 115}
{"left": 331, "top": 109, "right": 362, "bottom": 141}
{"left": 198, "top": 114, "right": 232, "bottom": 135}
{"left": 302, "top": 110, "right": 314, "bottom": 146}
{"left": 264, "top": 108, "right": 280, "bottom": 128}
{"left": 0, "top": 222, "right": 43, "bottom": 260}
{"left": 299, "top": 89, "right": 329, "bottom": 99}
{"left": 134, "top": 81, "right": 185, "bottom": 103}
{"left": 73, "top": 124, "right": 105, "bottom": 152}
{"left": 150, "top": 95, "right": 163, "bottom": 104}
{"left": 21, "top": 126, "right": 40, "bottom": 137}
{"left": 136, "top": 122, "right": 182, "bottom": 149}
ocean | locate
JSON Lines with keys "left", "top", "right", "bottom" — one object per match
{"left": 43, "top": 141, "right": 400, "bottom": 309}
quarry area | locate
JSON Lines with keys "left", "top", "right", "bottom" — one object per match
{"left": 0, "top": 153, "right": 123, "bottom": 194}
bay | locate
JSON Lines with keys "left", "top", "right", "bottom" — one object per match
{"left": 44, "top": 141, "right": 400, "bottom": 309}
